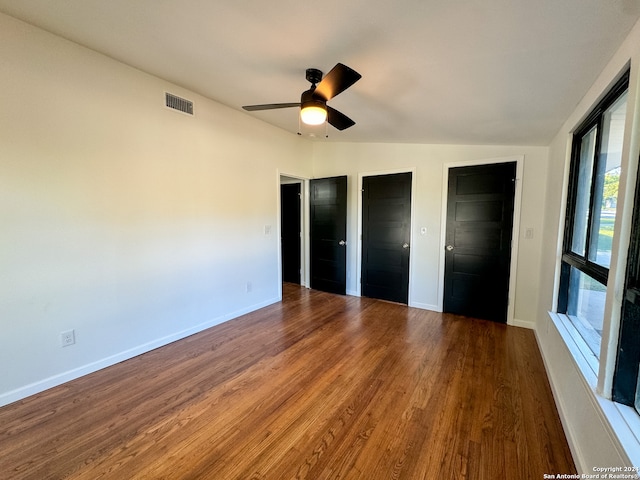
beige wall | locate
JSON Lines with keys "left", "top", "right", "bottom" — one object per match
{"left": 311, "top": 142, "right": 549, "bottom": 324}
{"left": 0, "top": 13, "right": 312, "bottom": 405}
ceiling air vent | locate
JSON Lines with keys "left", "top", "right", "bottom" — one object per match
{"left": 165, "top": 92, "right": 194, "bottom": 116}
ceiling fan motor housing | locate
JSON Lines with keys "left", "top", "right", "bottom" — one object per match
{"left": 305, "top": 68, "right": 323, "bottom": 85}
{"left": 301, "top": 88, "right": 326, "bottom": 109}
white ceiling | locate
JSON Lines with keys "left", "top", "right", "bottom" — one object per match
{"left": 1, "top": 0, "right": 639, "bottom": 145}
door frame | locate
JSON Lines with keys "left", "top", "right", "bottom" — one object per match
{"left": 437, "top": 156, "right": 524, "bottom": 326}
{"left": 277, "top": 172, "right": 310, "bottom": 297}
{"left": 357, "top": 167, "right": 417, "bottom": 302}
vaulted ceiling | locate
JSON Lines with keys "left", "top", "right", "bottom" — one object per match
{"left": 1, "top": 0, "right": 638, "bottom": 145}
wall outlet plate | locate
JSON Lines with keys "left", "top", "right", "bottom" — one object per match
{"left": 61, "top": 329, "right": 75, "bottom": 347}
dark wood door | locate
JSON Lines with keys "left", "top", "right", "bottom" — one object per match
{"left": 280, "top": 183, "right": 301, "bottom": 284}
{"left": 310, "top": 176, "right": 347, "bottom": 295}
{"left": 361, "top": 172, "right": 412, "bottom": 304}
{"left": 443, "top": 162, "right": 516, "bottom": 323}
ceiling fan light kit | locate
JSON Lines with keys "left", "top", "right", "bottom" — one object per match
{"left": 300, "top": 104, "right": 327, "bottom": 125}
{"left": 300, "top": 89, "right": 327, "bottom": 125}
{"left": 242, "top": 63, "right": 361, "bottom": 132}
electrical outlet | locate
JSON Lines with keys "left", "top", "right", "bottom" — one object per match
{"left": 60, "top": 329, "right": 75, "bottom": 347}
{"left": 246, "top": 281, "right": 252, "bottom": 293}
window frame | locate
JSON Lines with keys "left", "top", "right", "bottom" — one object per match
{"left": 613, "top": 152, "right": 640, "bottom": 411}
{"left": 558, "top": 71, "right": 630, "bottom": 318}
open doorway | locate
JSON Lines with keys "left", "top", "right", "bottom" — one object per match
{"left": 280, "top": 175, "right": 307, "bottom": 288}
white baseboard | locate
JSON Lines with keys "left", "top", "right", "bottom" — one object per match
{"left": 0, "top": 296, "right": 280, "bottom": 408}
{"left": 534, "top": 327, "right": 586, "bottom": 473}
{"left": 510, "top": 317, "right": 536, "bottom": 329}
{"left": 409, "top": 301, "right": 441, "bottom": 312}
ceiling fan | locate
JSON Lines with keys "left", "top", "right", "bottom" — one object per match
{"left": 242, "top": 63, "right": 362, "bottom": 131}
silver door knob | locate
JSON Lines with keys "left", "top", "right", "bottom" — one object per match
{"left": 402, "top": 243, "right": 409, "bottom": 249}
{"left": 339, "top": 240, "right": 346, "bottom": 246}
{"left": 446, "top": 245, "right": 454, "bottom": 251}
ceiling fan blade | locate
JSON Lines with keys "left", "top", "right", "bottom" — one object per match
{"left": 313, "top": 63, "right": 362, "bottom": 101}
{"left": 242, "top": 102, "right": 300, "bottom": 111}
{"left": 327, "top": 106, "right": 355, "bottom": 131}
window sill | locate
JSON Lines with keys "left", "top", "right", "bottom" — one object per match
{"left": 549, "top": 312, "right": 640, "bottom": 468}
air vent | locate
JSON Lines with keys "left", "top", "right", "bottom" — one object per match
{"left": 165, "top": 92, "right": 194, "bottom": 115}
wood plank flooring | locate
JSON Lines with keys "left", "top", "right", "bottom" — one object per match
{"left": 0, "top": 284, "right": 576, "bottom": 479}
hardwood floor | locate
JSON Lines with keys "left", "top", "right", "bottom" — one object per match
{"left": 0, "top": 284, "right": 576, "bottom": 479}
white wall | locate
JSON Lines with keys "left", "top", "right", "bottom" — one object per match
{"left": 535, "top": 16, "right": 640, "bottom": 472}
{"left": 311, "top": 142, "right": 549, "bottom": 325}
{"left": 0, "top": 13, "right": 313, "bottom": 406}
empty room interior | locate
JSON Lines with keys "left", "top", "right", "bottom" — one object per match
{"left": 2, "top": 1, "right": 640, "bottom": 478}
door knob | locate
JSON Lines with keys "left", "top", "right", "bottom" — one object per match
{"left": 446, "top": 245, "right": 454, "bottom": 251}
{"left": 402, "top": 243, "right": 409, "bottom": 249}
{"left": 339, "top": 240, "right": 346, "bottom": 246}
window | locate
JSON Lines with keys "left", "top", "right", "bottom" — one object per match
{"left": 613, "top": 158, "right": 640, "bottom": 413}
{"left": 558, "top": 71, "right": 629, "bottom": 359}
